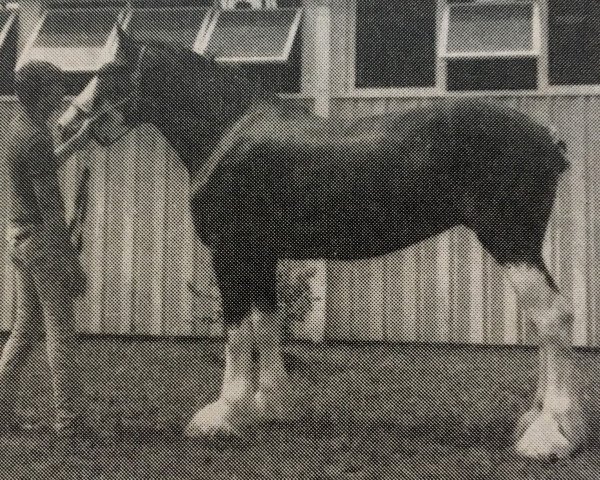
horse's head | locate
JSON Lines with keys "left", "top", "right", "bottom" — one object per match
{"left": 56, "top": 25, "right": 221, "bottom": 158}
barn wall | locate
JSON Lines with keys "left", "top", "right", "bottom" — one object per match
{"left": 0, "top": 95, "right": 597, "bottom": 346}
{"left": 325, "top": 94, "right": 600, "bottom": 347}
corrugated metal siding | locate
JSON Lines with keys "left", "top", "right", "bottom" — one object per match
{"left": 325, "top": 95, "right": 597, "bottom": 346}
{"left": 0, "top": 95, "right": 596, "bottom": 346}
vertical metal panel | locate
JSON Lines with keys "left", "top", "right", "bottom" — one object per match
{"left": 82, "top": 142, "right": 108, "bottom": 334}
{"left": 552, "top": 97, "right": 589, "bottom": 347}
{"left": 0, "top": 102, "right": 15, "bottom": 331}
{"left": 415, "top": 97, "right": 451, "bottom": 344}
{"left": 162, "top": 144, "right": 194, "bottom": 336}
{"left": 511, "top": 96, "right": 553, "bottom": 345}
{"left": 481, "top": 97, "right": 520, "bottom": 346}
{"left": 348, "top": 98, "right": 386, "bottom": 341}
{"left": 449, "top": 227, "right": 484, "bottom": 344}
{"left": 132, "top": 125, "right": 161, "bottom": 335}
{"left": 588, "top": 97, "right": 600, "bottom": 347}
{"left": 323, "top": 98, "right": 360, "bottom": 341}
{"left": 102, "top": 134, "right": 136, "bottom": 334}
{"left": 381, "top": 99, "right": 422, "bottom": 343}
{"left": 149, "top": 129, "right": 169, "bottom": 336}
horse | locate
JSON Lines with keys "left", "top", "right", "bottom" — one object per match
{"left": 55, "top": 26, "right": 585, "bottom": 460}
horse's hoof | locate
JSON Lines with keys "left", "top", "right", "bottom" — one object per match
{"left": 184, "top": 398, "right": 255, "bottom": 438}
{"left": 514, "top": 409, "right": 584, "bottom": 460}
{"left": 255, "top": 386, "right": 292, "bottom": 422}
{"left": 514, "top": 407, "right": 541, "bottom": 440}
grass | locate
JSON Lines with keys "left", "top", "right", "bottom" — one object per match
{"left": 1, "top": 337, "right": 600, "bottom": 479}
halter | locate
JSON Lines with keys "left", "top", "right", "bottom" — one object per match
{"left": 55, "top": 45, "right": 149, "bottom": 157}
{"left": 73, "top": 43, "right": 148, "bottom": 125}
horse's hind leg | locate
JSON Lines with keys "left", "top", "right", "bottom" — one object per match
{"left": 185, "top": 248, "right": 258, "bottom": 437}
{"left": 503, "top": 261, "right": 586, "bottom": 459}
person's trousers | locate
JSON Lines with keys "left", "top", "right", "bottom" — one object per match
{"left": 0, "top": 228, "right": 82, "bottom": 424}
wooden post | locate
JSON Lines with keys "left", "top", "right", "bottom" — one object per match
{"left": 300, "top": 1, "right": 330, "bottom": 342}
{"left": 313, "top": 4, "right": 330, "bottom": 118}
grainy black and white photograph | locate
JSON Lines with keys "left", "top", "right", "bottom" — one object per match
{"left": 0, "top": 0, "right": 598, "bottom": 478}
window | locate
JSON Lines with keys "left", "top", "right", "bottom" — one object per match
{"left": 200, "top": 8, "right": 301, "bottom": 62}
{"left": 0, "top": 9, "right": 17, "bottom": 94}
{"left": 18, "top": 7, "right": 124, "bottom": 94}
{"left": 354, "top": 0, "right": 581, "bottom": 93}
{"left": 123, "top": 6, "right": 212, "bottom": 51}
{"left": 443, "top": 1, "right": 538, "bottom": 57}
{"left": 446, "top": 58, "right": 537, "bottom": 90}
{"left": 198, "top": 7, "right": 302, "bottom": 92}
{"left": 221, "top": 0, "right": 277, "bottom": 8}
{"left": 355, "top": 0, "right": 437, "bottom": 89}
{"left": 441, "top": 1, "right": 539, "bottom": 91}
{"left": 548, "top": 0, "right": 600, "bottom": 86}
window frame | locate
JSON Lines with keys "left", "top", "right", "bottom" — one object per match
{"left": 0, "top": 10, "right": 16, "bottom": 54}
{"left": 344, "top": 0, "right": 600, "bottom": 98}
{"left": 439, "top": 0, "right": 541, "bottom": 60}
{"left": 220, "top": 0, "right": 278, "bottom": 8}
{"left": 16, "top": 6, "right": 127, "bottom": 72}
{"left": 196, "top": 7, "right": 302, "bottom": 63}
{"left": 120, "top": 5, "right": 214, "bottom": 53}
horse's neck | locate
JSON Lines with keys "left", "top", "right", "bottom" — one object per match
{"left": 150, "top": 100, "right": 257, "bottom": 176}
{"left": 147, "top": 66, "right": 268, "bottom": 174}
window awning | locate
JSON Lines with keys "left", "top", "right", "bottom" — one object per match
{"left": 0, "top": 10, "right": 15, "bottom": 54}
{"left": 441, "top": 1, "right": 540, "bottom": 58}
{"left": 123, "top": 6, "right": 212, "bottom": 51}
{"left": 17, "top": 7, "right": 124, "bottom": 72}
{"left": 197, "top": 8, "right": 302, "bottom": 63}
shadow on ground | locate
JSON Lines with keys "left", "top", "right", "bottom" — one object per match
{"left": 0, "top": 338, "right": 599, "bottom": 479}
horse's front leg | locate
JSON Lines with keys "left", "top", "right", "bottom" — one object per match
{"left": 185, "top": 319, "right": 257, "bottom": 437}
{"left": 185, "top": 253, "right": 259, "bottom": 437}
{"left": 245, "top": 255, "right": 290, "bottom": 421}
{"left": 254, "top": 307, "right": 290, "bottom": 421}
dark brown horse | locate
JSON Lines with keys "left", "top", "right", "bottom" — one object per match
{"left": 56, "top": 26, "right": 585, "bottom": 460}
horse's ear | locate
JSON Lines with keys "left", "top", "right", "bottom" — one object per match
{"left": 110, "top": 24, "right": 134, "bottom": 66}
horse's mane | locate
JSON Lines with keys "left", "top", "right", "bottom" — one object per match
{"left": 131, "top": 38, "right": 261, "bottom": 126}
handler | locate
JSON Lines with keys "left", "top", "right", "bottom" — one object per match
{"left": 0, "top": 61, "right": 87, "bottom": 435}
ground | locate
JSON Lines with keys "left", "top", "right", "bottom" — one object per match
{"left": 1, "top": 337, "right": 600, "bottom": 479}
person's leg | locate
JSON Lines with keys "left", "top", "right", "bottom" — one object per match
{"left": 0, "top": 269, "right": 41, "bottom": 421}
{"left": 32, "top": 255, "right": 84, "bottom": 433}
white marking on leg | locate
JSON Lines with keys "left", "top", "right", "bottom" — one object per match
{"left": 507, "top": 264, "right": 586, "bottom": 460}
{"left": 254, "top": 308, "right": 290, "bottom": 421}
{"left": 185, "top": 315, "right": 258, "bottom": 437}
